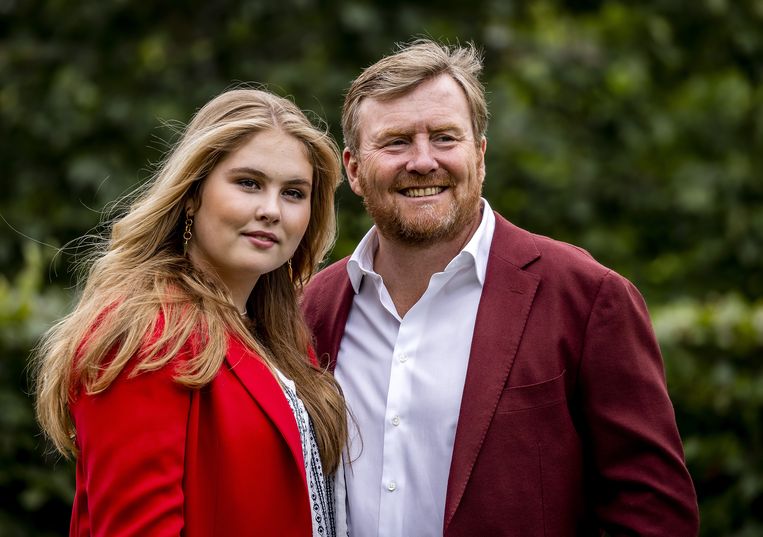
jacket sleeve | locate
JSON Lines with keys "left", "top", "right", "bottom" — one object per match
{"left": 72, "top": 352, "right": 192, "bottom": 537}
{"left": 579, "top": 271, "right": 699, "bottom": 536}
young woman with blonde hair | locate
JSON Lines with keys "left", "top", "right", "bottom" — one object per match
{"left": 34, "top": 88, "right": 347, "bottom": 536}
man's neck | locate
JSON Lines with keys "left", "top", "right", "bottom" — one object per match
{"left": 373, "top": 212, "right": 482, "bottom": 318}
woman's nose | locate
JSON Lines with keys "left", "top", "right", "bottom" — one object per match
{"left": 254, "top": 193, "right": 281, "bottom": 223}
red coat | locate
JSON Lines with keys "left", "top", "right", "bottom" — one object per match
{"left": 301, "top": 213, "right": 699, "bottom": 536}
{"left": 69, "top": 328, "right": 312, "bottom": 536}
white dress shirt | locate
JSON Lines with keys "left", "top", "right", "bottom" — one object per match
{"left": 335, "top": 199, "right": 496, "bottom": 537}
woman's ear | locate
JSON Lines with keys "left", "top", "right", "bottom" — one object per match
{"left": 184, "top": 187, "right": 201, "bottom": 216}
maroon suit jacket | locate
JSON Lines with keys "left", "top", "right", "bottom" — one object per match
{"left": 301, "top": 213, "right": 699, "bottom": 536}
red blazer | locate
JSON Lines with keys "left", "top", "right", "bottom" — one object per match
{"left": 69, "top": 325, "right": 312, "bottom": 536}
{"left": 301, "top": 213, "right": 699, "bottom": 536}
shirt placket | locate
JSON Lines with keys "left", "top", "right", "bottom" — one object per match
{"left": 376, "top": 272, "right": 453, "bottom": 537}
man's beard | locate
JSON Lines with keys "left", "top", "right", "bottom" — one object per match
{"left": 358, "top": 168, "right": 482, "bottom": 247}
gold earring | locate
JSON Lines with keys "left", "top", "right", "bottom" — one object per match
{"left": 287, "top": 259, "right": 293, "bottom": 281}
{"left": 183, "top": 215, "right": 193, "bottom": 255}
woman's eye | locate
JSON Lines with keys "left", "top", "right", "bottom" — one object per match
{"left": 283, "top": 188, "right": 306, "bottom": 200}
{"left": 238, "top": 179, "right": 260, "bottom": 189}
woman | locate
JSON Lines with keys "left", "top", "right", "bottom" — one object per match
{"left": 33, "top": 88, "right": 347, "bottom": 536}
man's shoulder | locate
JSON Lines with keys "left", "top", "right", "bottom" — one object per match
{"left": 492, "top": 212, "right": 613, "bottom": 281}
{"left": 307, "top": 257, "right": 350, "bottom": 289}
{"left": 301, "top": 257, "right": 353, "bottom": 342}
{"left": 302, "top": 257, "right": 351, "bottom": 307}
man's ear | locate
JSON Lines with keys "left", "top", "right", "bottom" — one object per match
{"left": 344, "top": 148, "right": 364, "bottom": 196}
{"left": 477, "top": 136, "right": 487, "bottom": 184}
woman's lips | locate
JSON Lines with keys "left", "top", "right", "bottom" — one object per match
{"left": 243, "top": 231, "right": 279, "bottom": 248}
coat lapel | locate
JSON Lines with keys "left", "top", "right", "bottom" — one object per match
{"left": 302, "top": 259, "right": 354, "bottom": 372}
{"left": 224, "top": 336, "right": 307, "bottom": 486}
{"left": 444, "top": 214, "right": 541, "bottom": 529}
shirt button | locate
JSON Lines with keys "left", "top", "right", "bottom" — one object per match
{"left": 387, "top": 481, "right": 397, "bottom": 492}
{"left": 398, "top": 353, "right": 409, "bottom": 363}
{"left": 391, "top": 416, "right": 400, "bottom": 426}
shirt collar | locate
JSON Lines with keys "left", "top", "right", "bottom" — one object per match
{"left": 451, "top": 198, "right": 495, "bottom": 286}
{"left": 347, "top": 227, "right": 380, "bottom": 293}
{"left": 346, "top": 198, "right": 496, "bottom": 293}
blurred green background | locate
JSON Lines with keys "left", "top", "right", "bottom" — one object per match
{"left": 1, "top": 0, "right": 761, "bottom": 535}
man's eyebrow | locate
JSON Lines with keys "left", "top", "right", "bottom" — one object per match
{"left": 374, "top": 128, "right": 412, "bottom": 140}
{"left": 375, "top": 124, "right": 466, "bottom": 139}
{"left": 429, "top": 123, "right": 466, "bottom": 133}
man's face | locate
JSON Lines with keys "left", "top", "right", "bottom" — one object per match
{"left": 345, "top": 74, "right": 487, "bottom": 246}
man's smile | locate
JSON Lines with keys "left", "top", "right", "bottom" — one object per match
{"left": 400, "top": 186, "right": 446, "bottom": 198}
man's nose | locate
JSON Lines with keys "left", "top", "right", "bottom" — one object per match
{"left": 405, "top": 139, "right": 439, "bottom": 175}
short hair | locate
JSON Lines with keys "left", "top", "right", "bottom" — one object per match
{"left": 342, "top": 39, "right": 488, "bottom": 153}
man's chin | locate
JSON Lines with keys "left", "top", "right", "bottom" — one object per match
{"left": 380, "top": 216, "right": 460, "bottom": 246}
{"left": 365, "top": 193, "right": 479, "bottom": 246}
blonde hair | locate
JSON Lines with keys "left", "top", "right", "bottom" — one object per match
{"left": 342, "top": 38, "right": 488, "bottom": 153}
{"left": 34, "top": 88, "right": 347, "bottom": 472}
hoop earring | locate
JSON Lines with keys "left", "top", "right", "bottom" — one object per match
{"left": 183, "top": 215, "right": 193, "bottom": 255}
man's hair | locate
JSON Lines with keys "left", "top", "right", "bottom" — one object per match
{"left": 342, "top": 38, "right": 488, "bottom": 153}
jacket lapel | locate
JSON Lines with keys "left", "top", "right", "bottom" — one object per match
{"left": 224, "top": 336, "right": 307, "bottom": 486}
{"left": 444, "top": 214, "right": 541, "bottom": 529}
{"left": 303, "top": 259, "right": 354, "bottom": 372}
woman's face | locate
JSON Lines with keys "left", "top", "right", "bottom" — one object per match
{"left": 187, "top": 128, "right": 313, "bottom": 299}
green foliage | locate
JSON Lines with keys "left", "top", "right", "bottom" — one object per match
{"left": 0, "top": 245, "right": 73, "bottom": 536}
{"left": 655, "top": 295, "right": 763, "bottom": 535}
{"left": 479, "top": 0, "right": 763, "bottom": 302}
{"left": 1, "top": 0, "right": 760, "bottom": 534}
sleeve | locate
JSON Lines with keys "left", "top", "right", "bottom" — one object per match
{"left": 579, "top": 271, "right": 699, "bottom": 536}
{"left": 72, "top": 352, "right": 192, "bottom": 537}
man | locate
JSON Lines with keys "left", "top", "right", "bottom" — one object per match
{"left": 302, "top": 39, "right": 699, "bottom": 536}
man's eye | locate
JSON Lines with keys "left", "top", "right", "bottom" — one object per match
{"left": 386, "top": 139, "right": 408, "bottom": 146}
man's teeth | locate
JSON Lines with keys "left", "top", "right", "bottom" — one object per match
{"left": 403, "top": 186, "right": 444, "bottom": 198}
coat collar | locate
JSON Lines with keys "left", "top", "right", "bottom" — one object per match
{"left": 223, "top": 335, "right": 307, "bottom": 488}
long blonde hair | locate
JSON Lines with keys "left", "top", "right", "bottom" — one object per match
{"left": 34, "top": 88, "right": 347, "bottom": 472}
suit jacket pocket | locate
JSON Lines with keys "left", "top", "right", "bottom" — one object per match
{"left": 496, "top": 369, "right": 566, "bottom": 413}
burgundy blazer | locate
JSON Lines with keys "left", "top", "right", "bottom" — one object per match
{"left": 301, "top": 213, "right": 699, "bottom": 536}
{"left": 69, "top": 324, "right": 312, "bottom": 536}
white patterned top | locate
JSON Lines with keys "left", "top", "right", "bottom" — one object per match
{"left": 275, "top": 369, "right": 336, "bottom": 537}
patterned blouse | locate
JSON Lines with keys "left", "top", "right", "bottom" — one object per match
{"left": 275, "top": 369, "right": 336, "bottom": 537}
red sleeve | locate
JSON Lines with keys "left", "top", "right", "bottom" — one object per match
{"left": 580, "top": 271, "right": 699, "bottom": 535}
{"left": 71, "top": 352, "right": 191, "bottom": 537}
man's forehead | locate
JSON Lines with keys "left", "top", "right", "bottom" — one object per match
{"left": 356, "top": 78, "right": 472, "bottom": 134}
